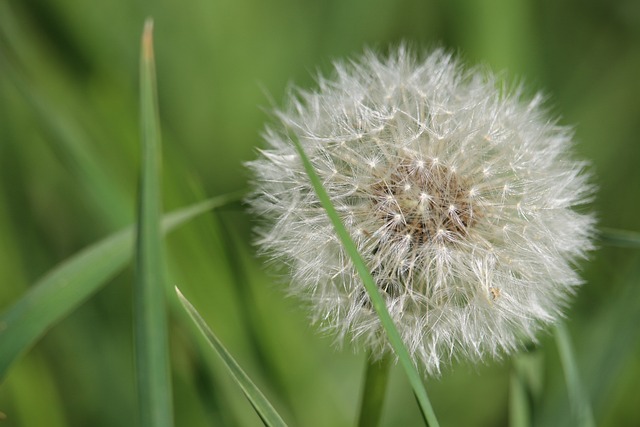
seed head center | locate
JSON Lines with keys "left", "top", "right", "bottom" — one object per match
{"left": 370, "top": 160, "right": 476, "bottom": 244}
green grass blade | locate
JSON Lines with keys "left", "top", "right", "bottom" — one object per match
{"left": 554, "top": 323, "right": 596, "bottom": 427}
{"left": 0, "top": 193, "right": 242, "bottom": 381}
{"left": 289, "top": 136, "right": 440, "bottom": 427}
{"left": 598, "top": 227, "right": 640, "bottom": 248}
{"left": 175, "top": 287, "right": 288, "bottom": 427}
{"left": 134, "top": 19, "right": 173, "bottom": 427}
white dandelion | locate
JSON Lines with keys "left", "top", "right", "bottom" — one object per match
{"left": 247, "top": 46, "right": 595, "bottom": 374}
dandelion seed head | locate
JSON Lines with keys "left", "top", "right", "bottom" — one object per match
{"left": 247, "top": 46, "right": 596, "bottom": 375}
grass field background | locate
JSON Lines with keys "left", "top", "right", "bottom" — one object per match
{"left": 1, "top": 0, "right": 639, "bottom": 426}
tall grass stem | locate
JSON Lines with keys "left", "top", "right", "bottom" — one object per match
{"left": 133, "top": 19, "right": 174, "bottom": 427}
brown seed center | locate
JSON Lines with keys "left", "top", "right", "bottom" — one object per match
{"left": 369, "top": 159, "right": 476, "bottom": 245}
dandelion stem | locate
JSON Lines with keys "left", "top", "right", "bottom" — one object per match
{"left": 358, "top": 352, "right": 392, "bottom": 427}
{"left": 509, "top": 367, "right": 531, "bottom": 427}
{"left": 509, "top": 347, "right": 543, "bottom": 427}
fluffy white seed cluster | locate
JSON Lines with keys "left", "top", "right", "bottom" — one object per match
{"left": 247, "top": 47, "right": 595, "bottom": 374}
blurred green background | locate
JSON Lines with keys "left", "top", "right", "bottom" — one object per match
{"left": 1, "top": 0, "right": 639, "bottom": 426}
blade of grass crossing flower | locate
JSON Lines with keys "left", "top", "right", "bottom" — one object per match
{"left": 175, "top": 287, "right": 288, "bottom": 427}
{"left": 554, "top": 323, "right": 596, "bottom": 427}
{"left": 289, "top": 135, "right": 440, "bottom": 427}
{"left": 134, "top": 19, "right": 173, "bottom": 427}
{"left": 0, "top": 194, "right": 242, "bottom": 381}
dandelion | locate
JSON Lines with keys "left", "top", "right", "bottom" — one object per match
{"left": 247, "top": 47, "right": 595, "bottom": 374}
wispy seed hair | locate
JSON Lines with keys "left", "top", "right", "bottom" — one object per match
{"left": 247, "top": 46, "right": 596, "bottom": 374}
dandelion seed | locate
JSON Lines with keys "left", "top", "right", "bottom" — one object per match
{"left": 247, "top": 46, "right": 596, "bottom": 374}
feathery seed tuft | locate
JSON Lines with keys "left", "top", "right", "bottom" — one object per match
{"left": 247, "top": 47, "right": 595, "bottom": 374}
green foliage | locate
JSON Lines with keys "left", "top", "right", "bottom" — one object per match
{"left": 1, "top": 0, "right": 639, "bottom": 426}
{"left": 176, "top": 287, "right": 288, "bottom": 427}
{"left": 0, "top": 197, "right": 236, "bottom": 381}
{"left": 134, "top": 20, "right": 173, "bottom": 427}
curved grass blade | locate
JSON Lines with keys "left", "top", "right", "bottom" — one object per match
{"left": 175, "top": 287, "right": 288, "bottom": 427}
{"left": 0, "top": 193, "right": 242, "bottom": 381}
{"left": 554, "top": 323, "right": 596, "bottom": 427}
{"left": 134, "top": 19, "right": 173, "bottom": 427}
{"left": 289, "top": 135, "right": 440, "bottom": 427}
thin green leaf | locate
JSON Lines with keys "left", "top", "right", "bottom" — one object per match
{"left": 175, "top": 287, "right": 288, "bottom": 427}
{"left": 598, "top": 227, "right": 640, "bottom": 248}
{"left": 554, "top": 323, "right": 596, "bottom": 427}
{"left": 289, "top": 135, "right": 440, "bottom": 427}
{"left": 134, "top": 19, "right": 172, "bottom": 427}
{"left": 0, "top": 193, "right": 242, "bottom": 381}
